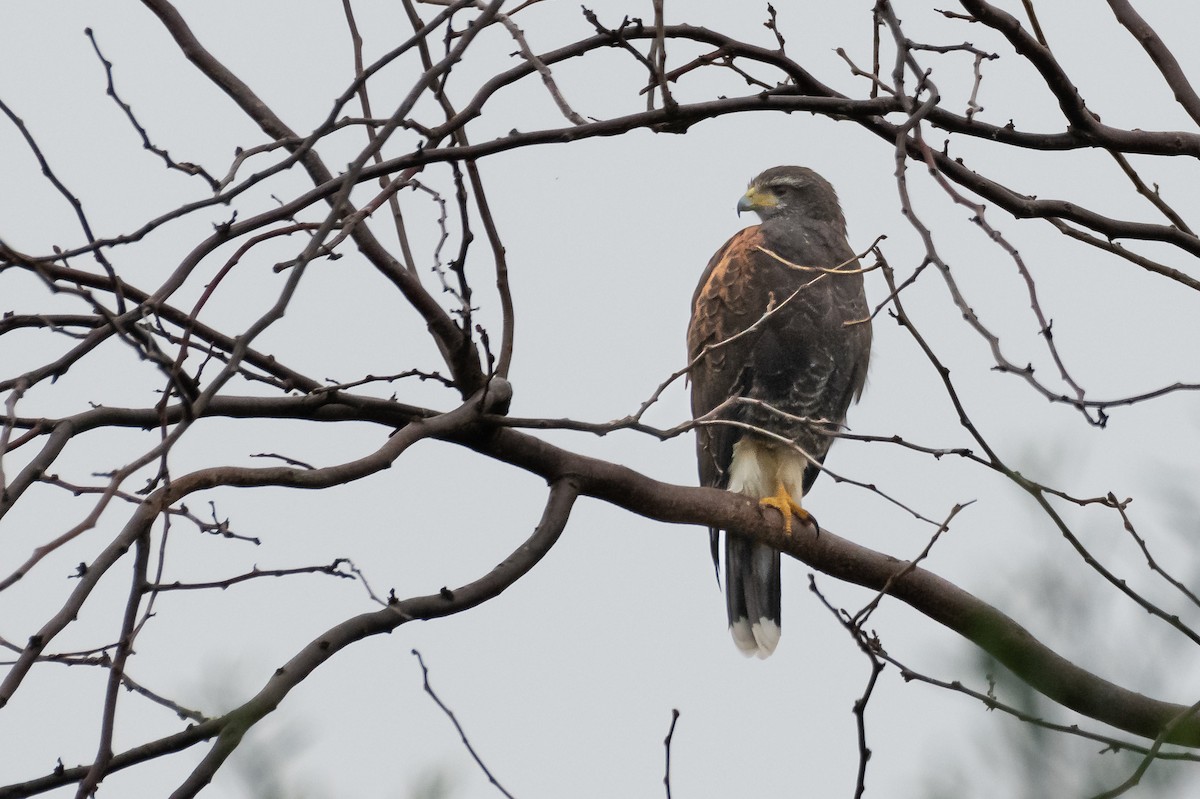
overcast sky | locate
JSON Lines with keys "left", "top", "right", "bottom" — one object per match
{"left": 4, "top": 2, "right": 1200, "bottom": 797}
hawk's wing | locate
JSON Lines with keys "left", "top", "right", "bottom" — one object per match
{"left": 688, "top": 226, "right": 780, "bottom": 575}
{"left": 687, "top": 226, "right": 769, "bottom": 495}
{"left": 687, "top": 224, "right": 871, "bottom": 572}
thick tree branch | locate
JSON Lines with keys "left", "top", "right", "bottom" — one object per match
{"left": 455, "top": 425, "right": 1200, "bottom": 748}
{"left": 4, "top": 381, "right": 1198, "bottom": 747}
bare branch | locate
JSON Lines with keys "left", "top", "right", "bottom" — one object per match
{"left": 492, "top": 6, "right": 587, "bottom": 125}
{"left": 852, "top": 501, "right": 973, "bottom": 626}
{"left": 809, "top": 577, "right": 886, "bottom": 799}
{"left": 663, "top": 708, "right": 680, "bottom": 799}
{"left": 147, "top": 560, "right": 355, "bottom": 592}
{"left": 1089, "top": 699, "right": 1200, "bottom": 799}
{"left": 875, "top": 648, "right": 1200, "bottom": 763}
{"left": 451, "top": 422, "right": 1200, "bottom": 747}
{"left": 84, "top": 28, "right": 219, "bottom": 190}
{"left": 412, "top": 650, "right": 517, "bottom": 799}
{"left": 167, "top": 473, "right": 574, "bottom": 796}
{"left": 1106, "top": 0, "right": 1200, "bottom": 128}
{"left": 0, "top": 97, "right": 125, "bottom": 312}
{"left": 76, "top": 533, "right": 150, "bottom": 797}
{"left": 1113, "top": 494, "right": 1200, "bottom": 611}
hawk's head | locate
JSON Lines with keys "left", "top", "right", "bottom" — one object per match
{"left": 736, "top": 165, "right": 845, "bottom": 228}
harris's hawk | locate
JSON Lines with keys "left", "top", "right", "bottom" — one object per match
{"left": 687, "top": 166, "right": 872, "bottom": 658}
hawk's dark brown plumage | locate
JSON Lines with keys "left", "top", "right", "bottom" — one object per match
{"left": 688, "top": 166, "right": 871, "bottom": 658}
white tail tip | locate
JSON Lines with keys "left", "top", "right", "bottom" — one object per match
{"left": 730, "top": 617, "right": 780, "bottom": 659}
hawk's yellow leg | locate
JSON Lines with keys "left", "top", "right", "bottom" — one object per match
{"left": 759, "top": 482, "right": 811, "bottom": 534}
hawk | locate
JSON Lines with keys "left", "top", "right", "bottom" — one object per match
{"left": 687, "top": 166, "right": 872, "bottom": 658}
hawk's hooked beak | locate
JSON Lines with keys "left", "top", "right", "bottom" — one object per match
{"left": 737, "top": 186, "right": 777, "bottom": 217}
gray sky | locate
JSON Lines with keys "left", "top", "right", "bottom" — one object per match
{"left": 3, "top": 2, "right": 1200, "bottom": 797}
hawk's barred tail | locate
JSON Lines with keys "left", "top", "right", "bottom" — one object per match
{"left": 723, "top": 436, "right": 806, "bottom": 658}
{"left": 726, "top": 536, "right": 781, "bottom": 658}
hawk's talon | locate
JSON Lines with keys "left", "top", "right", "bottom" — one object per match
{"left": 758, "top": 483, "right": 812, "bottom": 535}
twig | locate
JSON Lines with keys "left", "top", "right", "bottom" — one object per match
{"left": 316, "top": 368, "right": 457, "bottom": 392}
{"left": 173, "top": 222, "right": 322, "bottom": 394}
{"left": 602, "top": 236, "right": 883, "bottom": 431}
{"left": 697, "top": 414, "right": 946, "bottom": 526}
{"left": 38, "top": 477, "right": 262, "bottom": 544}
{"left": 249, "top": 452, "right": 316, "bottom": 470}
{"left": 412, "top": 179, "right": 455, "bottom": 293}
{"left": 851, "top": 500, "right": 973, "bottom": 626}
{"left": 1019, "top": 0, "right": 1049, "bottom": 48}
{"left": 0, "top": 636, "right": 209, "bottom": 723}
{"left": 1088, "top": 698, "right": 1200, "bottom": 799}
{"left": 76, "top": 533, "right": 150, "bottom": 797}
{"left": 492, "top": 6, "right": 586, "bottom": 125}
{"left": 809, "top": 577, "right": 885, "bottom": 799}
{"left": 465, "top": 160, "right": 515, "bottom": 379}
{"left": 1112, "top": 493, "right": 1200, "bottom": 610}
{"left": 753, "top": 236, "right": 884, "bottom": 275}
{"left": 881, "top": 219, "right": 1200, "bottom": 649}
{"left": 1106, "top": 149, "right": 1194, "bottom": 235}
{"left": 663, "top": 708, "right": 680, "bottom": 799}
{"left": 914, "top": 137, "right": 1095, "bottom": 422}
{"left": 0, "top": 97, "right": 125, "bottom": 312}
{"left": 412, "top": 649, "right": 516, "bottom": 799}
{"left": 1045, "top": 216, "right": 1200, "bottom": 293}
{"left": 340, "top": 0, "right": 419, "bottom": 269}
{"left": 85, "top": 28, "right": 219, "bottom": 190}
{"left": 648, "top": 0, "right": 677, "bottom": 113}
{"left": 147, "top": 560, "right": 355, "bottom": 592}
{"left": 836, "top": 46, "right": 896, "bottom": 96}
{"left": 966, "top": 51, "right": 987, "bottom": 118}
{"left": 400, "top": 0, "right": 515, "bottom": 382}
{"left": 876, "top": 647, "right": 1200, "bottom": 762}
{"left": 763, "top": 4, "right": 786, "bottom": 53}
{"left": 119, "top": 670, "right": 210, "bottom": 723}
{"left": 0, "top": 378, "right": 29, "bottom": 499}
{"left": 344, "top": 560, "right": 404, "bottom": 611}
